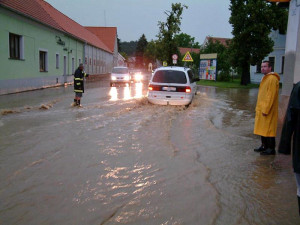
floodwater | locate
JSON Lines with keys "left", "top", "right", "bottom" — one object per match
{"left": 0, "top": 79, "right": 299, "bottom": 225}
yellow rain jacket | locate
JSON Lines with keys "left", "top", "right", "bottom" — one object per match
{"left": 254, "top": 72, "right": 280, "bottom": 137}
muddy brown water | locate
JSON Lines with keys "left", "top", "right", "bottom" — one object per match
{"left": 0, "top": 81, "right": 299, "bottom": 225}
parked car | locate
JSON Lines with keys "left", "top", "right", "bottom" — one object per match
{"left": 110, "top": 67, "right": 131, "bottom": 86}
{"left": 147, "top": 66, "right": 198, "bottom": 106}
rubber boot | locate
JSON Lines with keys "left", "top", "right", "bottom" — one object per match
{"left": 78, "top": 100, "right": 81, "bottom": 107}
{"left": 254, "top": 136, "right": 266, "bottom": 152}
{"left": 297, "top": 195, "right": 300, "bottom": 216}
{"left": 72, "top": 99, "right": 77, "bottom": 107}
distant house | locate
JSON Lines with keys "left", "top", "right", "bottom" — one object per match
{"left": 178, "top": 47, "right": 200, "bottom": 55}
{"left": 250, "top": 30, "right": 286, "bottom": 83}
{"left": 127, "top": 57, "right": 136, "bottom": 69}
{"left": 117, "top": 53, "right": 126, "bottom": 67}
{"left": 202, "top": 36, "right": 231, "bottom": 48}
{"left": 85, "top": 27, "right": 119, "bottom": 68}
{"left": 0, "top": 0, "right": 114, "bottom": 94}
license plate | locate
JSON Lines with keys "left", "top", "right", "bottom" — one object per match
{"left": 162, "top": 87, "right": 176, "bottom": 91}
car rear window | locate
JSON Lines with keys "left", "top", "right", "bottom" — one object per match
{"left": 112, "top": 68, "right": 128, "bottom": 74}
{"left": 152, "top": 70, "right": 187, "bottom": 84}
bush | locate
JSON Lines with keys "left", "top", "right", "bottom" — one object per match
{"left": 217, "top": 71, "right": 231, "bottom": 81}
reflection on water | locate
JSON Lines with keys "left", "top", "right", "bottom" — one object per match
{"left": 109, "top": 83, "right": 144, "bottom": 101}
{"left": 109, "top": 87, "right": 118, "bottom": 101}
{"left": 134, "top": 83, "right": 143, "bottom": 99}
{"left": 123, "top": 87, "right": 131, "bottom": 100}
{"left": 1, "top": 83, "right": 299, "bottom": 225}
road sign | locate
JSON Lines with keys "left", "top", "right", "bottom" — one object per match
{"left": 173, "top": 59, "right": 177, "bottom": 65}
{"left": 163, "top": 61, "right": 168, "bottom": 67}
{"left": 172, "top": 54, "right": 178, "bottom": 60}
{"left": 182, "top": 51, "right": 193, "bottom": 62}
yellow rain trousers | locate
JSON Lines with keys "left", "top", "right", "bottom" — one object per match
{"left": 254, "top": 72, "right": 280, "bottom": 137}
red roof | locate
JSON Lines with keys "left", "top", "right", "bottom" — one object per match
{"left": 204, "top": 36, "right": 231, "bottom": 47}
{"left": 0, "top": 0, "right": 112, "bottom": 53}
{"left": 85, "top": 27, "right": 117, "bottom": 53}
{"left": 179, "top": 47, "right": 200, "bottom": 55}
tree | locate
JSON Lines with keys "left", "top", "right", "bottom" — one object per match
{"left": 117, "top": 37, "right": 121, "bottom": 52}
{"left": 201, "top": 39, "right": 230, "bottom": 75}
{"left": 119, "top": 52, "right": 128, "bottom": 61}
{"left": 144, "top": 40, "right": 158, "bottom": 65}
{"left": 174, "top": 33, "right": 200, "bottom": 48}
{"left": 119, "top": 41, "right": 138, "bottom": 56}
{"left": 135, "top": 34, "right": 148, "bottom": 68}
{"left": 156, "top": 3, "right": 188, "bottom": 64}
{"left": 229, "top": 0, "right": 288, "bottom": 85}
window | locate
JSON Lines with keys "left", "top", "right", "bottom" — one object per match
{"left": 152, "top": 70, "right": 187, "bottom": 84}
{"left": 56, "top": 53, "right": 59, "bottom": 69}
{"left": 256, "top": 62, "right": 261, "bottom": 73}
{"left": 9, "top": 33, "right": 23, "bottom": 59}
{"left": 85, "top": 57, "right": 87, "bottom": 64}
{"left": 112, "top": 67, "right": 129, "bottom": 74}
{"left": 269, "top": 57, "right": 275, "bottom": 72}
{"left": 79, "top": 58, "right": 81, "bottom": 65}
{"left": 281, "top": 56, "right": 285, "bottom": 74}
{"left": 39, "top": 51, "right": 48, "bottom": 72}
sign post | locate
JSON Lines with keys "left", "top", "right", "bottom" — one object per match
{"left": 172, "top": 54, "right": 178, "bottom": 65}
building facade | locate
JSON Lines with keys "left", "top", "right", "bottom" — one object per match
{"left": 250, "top": 30, "right": 286, "bottom": 83}
{"left": 0, "top": 0, "right": 114, "bottom": 95}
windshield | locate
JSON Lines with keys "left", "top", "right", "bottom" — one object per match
{"left": 112, "top": 68, "right": 129, "bottom": 74}
{"left": 152, "top": 70, "right": 187, "bottom": 84}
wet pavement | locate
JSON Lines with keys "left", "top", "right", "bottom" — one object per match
{"left": 0, "top": 78, "right": 299, "bottom": 225}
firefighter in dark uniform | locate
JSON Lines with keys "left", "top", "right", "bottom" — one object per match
{"left": 73, "top": 63, "right": 88, "bottom": 106}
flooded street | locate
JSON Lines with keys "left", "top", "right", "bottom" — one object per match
{"left": 0, "top": 79, "right": 299, "bottom": 225}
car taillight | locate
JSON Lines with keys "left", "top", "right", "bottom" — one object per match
{"left": 185, "top": 87, "right": 191, "bottom": 93}
{"left": 148, "top": 85, "right": 160, "bottom": 91}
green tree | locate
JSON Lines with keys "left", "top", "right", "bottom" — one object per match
{"left": 119, "top": 41, "right": 138, "bottom": 56}
{"left": 117, "top": 37, "right": 121, "bottom": 52}
{"left": 229, "top": 0, "right": 288, "bottom": 85}
{"left": 156, "top": 3, "right": 188, "bottom": 65}
{"left": 144, "top": 40, "right": 158, "bottom": 64}
{"left": 174, "top": 33, "right": 200, "bottom": 48}
{"left": 136, "top": 34, "right": 148, "bottom": 68}
{"left": 119, "top": 52, "right": 128, "bottom": 61}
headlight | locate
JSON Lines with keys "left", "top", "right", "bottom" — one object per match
{"left": 134, "top": 73, "right": 143, "bottom": 81}
{"left": 111, "top": 76, "right": 116, "bottom": 81}
{"left": 124, "top": 76, "right": 130, "bottom": 81}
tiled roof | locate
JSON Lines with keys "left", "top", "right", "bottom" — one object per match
{"left": 0, "top": 0, "right": 112, "bottom": 53}
{"left": 204, "top": 36, "right": 231, "bottom": 47}
{"left": 85, "top": 27, "right": 117, "bottom": 53}
{"left": 179, "top": 47, "right": 200, "bottom": 55}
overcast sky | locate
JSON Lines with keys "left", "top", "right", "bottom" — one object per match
{"left": 45, "top": 0, "right": 233, "bottom": 44}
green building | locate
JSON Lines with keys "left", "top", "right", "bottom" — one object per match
{"left": 0, "top": 0, "right": 114, "bottom": 95}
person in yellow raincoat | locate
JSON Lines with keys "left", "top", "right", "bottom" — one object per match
{"left": 253, "top": 61, "right": 280, "bottom": 155}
